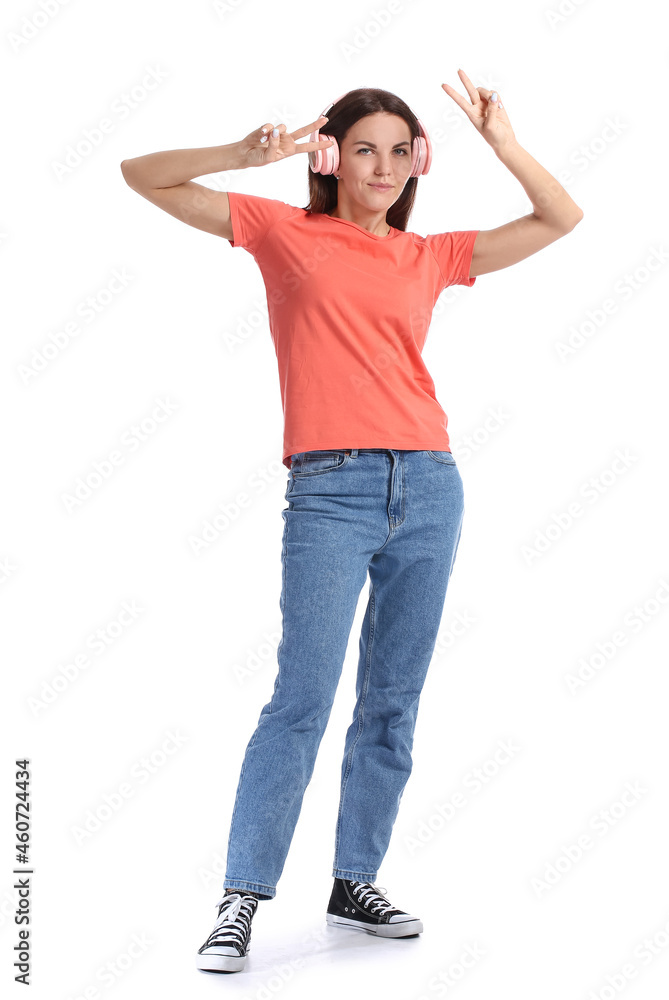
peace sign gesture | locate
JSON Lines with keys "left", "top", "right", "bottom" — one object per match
{"left": 441, "top": 69, "right": 517, "bottom": 154}
{"left": 240, "top": 116, "right": 335, "bottom": 168}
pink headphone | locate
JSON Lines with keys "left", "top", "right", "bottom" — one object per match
{"left": 308, "top": 90, "right": 433, "bottom": 178}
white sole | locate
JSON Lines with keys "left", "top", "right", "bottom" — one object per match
{"left": 326, "top": 912, "right": 423, "bottom": 937}
{"left": 196, "top": 948, "right": 248, "bottom": 973}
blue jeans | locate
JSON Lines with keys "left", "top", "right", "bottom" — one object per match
{"left": 223, "top": 448, "right": 464, "bottom": 899}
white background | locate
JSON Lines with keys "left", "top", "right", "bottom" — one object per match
{"left": 3, "top": 0, "right": 668, "bottom": 997}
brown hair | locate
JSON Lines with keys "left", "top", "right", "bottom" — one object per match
{"left": 301, "top": 88, "right": 421, "bottom": 232}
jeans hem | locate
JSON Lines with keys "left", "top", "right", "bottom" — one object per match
{"left": 223, "top": 878, "right": 275, "bottom": 900}
{"left": 332, "top": 867, "right": 378, "bottom": 882}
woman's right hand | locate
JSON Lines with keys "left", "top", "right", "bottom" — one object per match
{"left": 239, "top": 116, "right": 334, "bottom": 168}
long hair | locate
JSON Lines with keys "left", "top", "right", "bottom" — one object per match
{"left": 301, "top": 88, "right": 420, "bottom": 232}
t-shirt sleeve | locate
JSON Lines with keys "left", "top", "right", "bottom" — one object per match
{"left": 227, "top": 191, "right": 299, "bottom": 256}
{"left": 424, "top": 229, "right": 480, "bottom": 288}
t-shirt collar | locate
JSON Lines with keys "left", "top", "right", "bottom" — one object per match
{"left": 324, "top": 213, "right": 397, "bottom": 240}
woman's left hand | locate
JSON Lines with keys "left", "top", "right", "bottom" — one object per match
{"left": 441, "top": 69, "right": 517, "bottom": 154}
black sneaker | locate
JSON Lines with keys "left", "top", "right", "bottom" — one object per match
{"left": 196, "top": 891, "right": 259, "bottom": 973}
{"left": 326, "top": 878, "right": 423, "bottom": 937}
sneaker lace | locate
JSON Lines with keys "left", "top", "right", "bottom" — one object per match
{"left": 205, "top": 892, "right": 256, "bottom": 949}
{"left": 350, "top": 881, "right": 396, "bottom": 915}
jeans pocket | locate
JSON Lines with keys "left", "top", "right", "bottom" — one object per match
{"left": 291, "top": 450, "right": 349, "bottom": 477}
{"left": 426, "top": 450, "right": 457, "bottom": 465}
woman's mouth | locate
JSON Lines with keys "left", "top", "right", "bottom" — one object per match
{"left": 369, "top": 183, "right": 393, "bottom": 191}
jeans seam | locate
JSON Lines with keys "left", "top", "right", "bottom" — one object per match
{"left": 426, "top": 450, "right": 456, "bottom": 465}
{"left": 270, "top": 509, "right": 291, "bottom": 720}
{"left": 334, "top": 584, "right": 376, "bottom": 867}
{"left": 292, "top": 453, "right": 351, "bottom": 477}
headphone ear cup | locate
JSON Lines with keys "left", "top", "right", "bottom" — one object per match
{"left": 307, "top": 139, "right": 321, "bottom": 173}
{"left": 308, "top": 134, "right": 339, "bottom": 174}
{"left": 410, "top": 119, "right": 433, "bottom": 177}
{"left": 321, "top": 134, "right": 339, "bottom": 175}
{"left": 410, "top": 136, "right": 424, "bottom": 177}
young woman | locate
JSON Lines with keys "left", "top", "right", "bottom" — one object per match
{"left": 121, "top": 70, "right": 583, "bottom": 975}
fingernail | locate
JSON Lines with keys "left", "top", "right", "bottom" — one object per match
{"left": 491, "top": 92, "right": 498, "bottom": 102}
{"left": 272, "top": 127, "right": 279, "bottom": 137}
{"left": 260, "top": 135, "right": 267, "bottom": 143}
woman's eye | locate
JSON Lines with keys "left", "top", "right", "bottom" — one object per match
{"left": 357, "top": 148, "right": 407, "bottom": 154}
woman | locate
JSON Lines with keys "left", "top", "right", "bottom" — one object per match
{"left": 121, "top": 70, "right": 583, "bottom": 975}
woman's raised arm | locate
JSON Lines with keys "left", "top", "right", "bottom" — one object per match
{"left": 441, "top": 70, "right": 583, "bottom": 276}
{"left": 120, "top": 117, "right": 333, "bottom": 240}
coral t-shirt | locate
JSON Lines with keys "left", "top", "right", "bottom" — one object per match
{"left": 226, "top": 192, "right": 479, "bottom": 469}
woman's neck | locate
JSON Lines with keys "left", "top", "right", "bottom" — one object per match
{"left": 328, "top": 207, "right": 390, "bottom": 237}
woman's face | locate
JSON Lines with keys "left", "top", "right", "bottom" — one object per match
{"left": 336, "top": 112, "right": 414, "bottom": 209}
